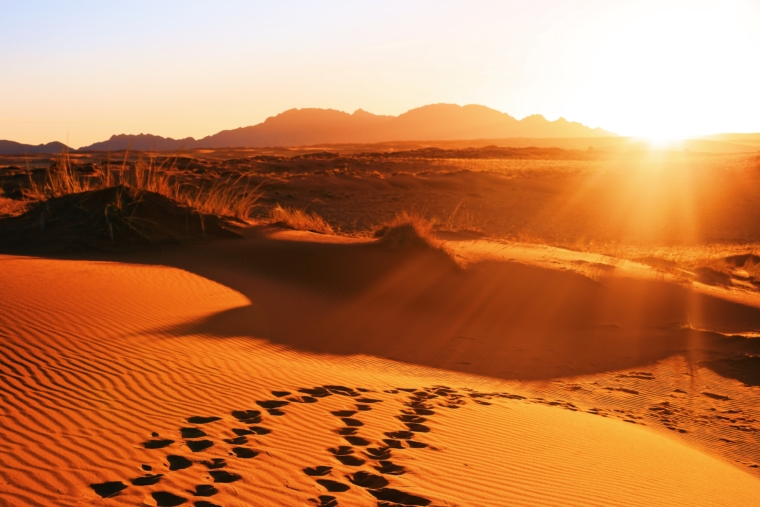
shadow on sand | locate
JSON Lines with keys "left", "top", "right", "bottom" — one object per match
{"left": 5, "top": 226, "right": 760, "bottom": 383}
{"left": 131, "top": 231, "right": 760, "bottom": 382}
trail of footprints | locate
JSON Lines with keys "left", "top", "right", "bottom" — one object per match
{"left": 89, "top": 384, "right": 505, "bottom": 506}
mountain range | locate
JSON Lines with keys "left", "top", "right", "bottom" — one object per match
{"left": 2, "top": 104, "right": 614, "bottom": 154}
{"left": 0, "top": 140, "right": 71, "bottom": 155}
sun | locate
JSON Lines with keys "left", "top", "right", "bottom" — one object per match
{"left": 565, "top": 2, "right": 760, "bottom": 139}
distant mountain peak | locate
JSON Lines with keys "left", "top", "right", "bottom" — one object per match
{"left": 12, "top": 104, "right": 616, "bottom": 152}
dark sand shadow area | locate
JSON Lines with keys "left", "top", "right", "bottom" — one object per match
{"left": 132, "top": 231, "right": 760, "bottom": 381}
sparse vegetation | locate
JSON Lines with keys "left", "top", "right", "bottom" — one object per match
{"left": 438, "top": 202, "right": 484, "bottom": 234}
{"left": 4, "top": 147, "right": 760, "bottom": 278}
{"left": 23, "top": 150, "right": 262, "bottom": 221}
{"left": 268, "top": 204, "right": 334, "bottom": 234}
{"left": 0, "top": 184, "right": 239, "bottom": 253}
{"left": 374, "top": 211, "right": 439, "bottom": 249}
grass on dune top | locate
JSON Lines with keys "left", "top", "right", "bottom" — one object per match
{"left": 23, "top": 150, "right": 262, "bottom": 221}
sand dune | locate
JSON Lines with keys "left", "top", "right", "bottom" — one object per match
{"left": 2, "top": 231, "right": 760, "bottom": 506}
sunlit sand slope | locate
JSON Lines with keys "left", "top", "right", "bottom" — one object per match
{"left": 1, "top": 254, "right": 760, "bottom": 506}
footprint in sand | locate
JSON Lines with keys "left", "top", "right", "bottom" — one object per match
{"left": 231, "top": 409, "right": 262, "bottom": 424}
{"left": 292, "top": 395, "right": 319, "bottom": 403}
{"left": 167, "top": 455, "right": 193, "bottom": 471}
{"left": 304, "top": 466, "right": 333, "bottom": 476}
{"left": 186, "top": 439, "right": 214, "bottom": 452}
{"left": 200, "top": 458, "right": 226, "bottom": 469}
{"left": 152, "top": 491, "right": 187, "bottom": 506}
{"left": 298, "top": 387, "right": 333, "bottom": 398}
{"left": 383, "top": 439, "right": 404, "bottom": 449}
{"left": 347, "top": 471, "right": 389, "bottom": 489}
{"left": 406, "top": 400, "right": 434, "bottom": 410}
{"left": 187, "top": 416, "right": 221, "bottom": 424}
{"left": 143, "top": 438, "right": 174, "bottom": 449}
{"left": 355, "top": 397, "right": 383, "bottom": 404}
{"left": 329, "top": 446, "right": 366, "bottom": 466}
{"left": 374, "top": 460, "right": 406, "bottom": 475}
{"left": 256, "top": 400, "right": 290, "bottom": 409}
{"left": 316, "top": 479, "right": 351, "bottom": 492}
{"left": 189, "top": 484, "right": 218, "bottom": 496}
{"left": 88, "top": 386, "right": 463, "bottom": 505}
{"left": 131, "top": 474, "right": 163, "bottom": 486}
{"left": 369, "top": 487, "right": 431, "bottom": 506}
{"left": 324, "top": 385, "right": 360, "bottom": 397}
{"left": 90, "top": 481, "right": 127, "bottom": 498}
{"left": 385, "top": 430, "right": 414, "bottom": 440}
{"left": 343, "top": 436, "right": 371, "bottom": 446}
{"left": 180, "top": 427, "right": 207, "bottom": 439}
{"left": 310, "top": 495, "right": 338, "bottom": 507}
{"left": 365, "top": 447, "right": 392, "bottom": 460}
{"left": 398, "top": 414, "right": 426, "bottom": 423}
{"left": 209, "top": 470, "right": 242, "bottom": 483}
{"left": 404, "top": 423, "right": 431, "bottom": 433}
{"left": 231, "top": 447, "right": 258, "bottom": 459}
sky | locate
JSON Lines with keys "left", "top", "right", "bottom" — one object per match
{"left": 1, "top": 0, "right": 759, "bottom": 148}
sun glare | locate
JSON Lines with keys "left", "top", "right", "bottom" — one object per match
{"left": 566, "top": 2, "right": 760, "bottom": 139}
{"left": 643, "top": 135, "right": 686, "bottom": 150}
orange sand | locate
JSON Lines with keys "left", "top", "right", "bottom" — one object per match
{"left": 2, "top": 232, "right": 760, "bottom": 506}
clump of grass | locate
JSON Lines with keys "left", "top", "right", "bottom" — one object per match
{"left": 374, "top": 211, "right": 439, "bottom": 249}
{"left": 745, "top": 256, "right": 760, "bottom": 278}
{"left": 268, "top": 203, "right": 334, "bottom": 234}
{"left": 25, "top": 150, "right": 94, "bottom": 199}
{"left": 438, "top": 202, "right": 484, "bottom": 234}
{"left": 23, "top": 150, "right": 263, "bottom": 221}
{"left": 170, "top": 175, "right": 263, "bottom": 221}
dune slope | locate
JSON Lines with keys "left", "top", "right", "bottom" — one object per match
{"left": 1, "top": 240, "right": 760, "bottom": 506}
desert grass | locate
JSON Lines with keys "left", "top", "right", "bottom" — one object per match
{"left": 438, "top": 202, "right": 484, "bottom": 233}
{"left": 268, "top": 203, "right": 334, "bottom": 234}
{"left": 374, "top": 211, "right": 440, "bottom": 249}
{"left": 24, "top": 150, "right": 262, "bottom": 220}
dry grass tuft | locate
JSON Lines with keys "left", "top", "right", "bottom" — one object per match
{"left": 24, "top": 152, "right": 94, "bottom": 199}
{"left": 23, "top": 150, "right": 262, "bottom": 221}
{"left": 437, "top": 202, "right": 484, "bottom": 234}
{"left": 1, "top": 184, "right": 239, "bottom": 254}
{"left": 374, "top": 211, "right": 439, "bottom": 249}
{"left": 268, "top": 204, "right": 334, "bottom": 234}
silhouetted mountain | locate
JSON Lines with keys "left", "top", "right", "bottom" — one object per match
{"left": 80, "top": 134, "right": 196, "bottom": 152}
{"left": 0, "top": 140, "right": 69, "bottom": 155}
{"left": 64, "top": 104, "right": 613, "bottom": 152}
{"left": 193, "top": 104, "right": 614, "bottom": 148}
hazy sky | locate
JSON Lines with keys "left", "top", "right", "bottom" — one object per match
{"left": 2, "top": 0, "right": 759, "bottom": 147}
